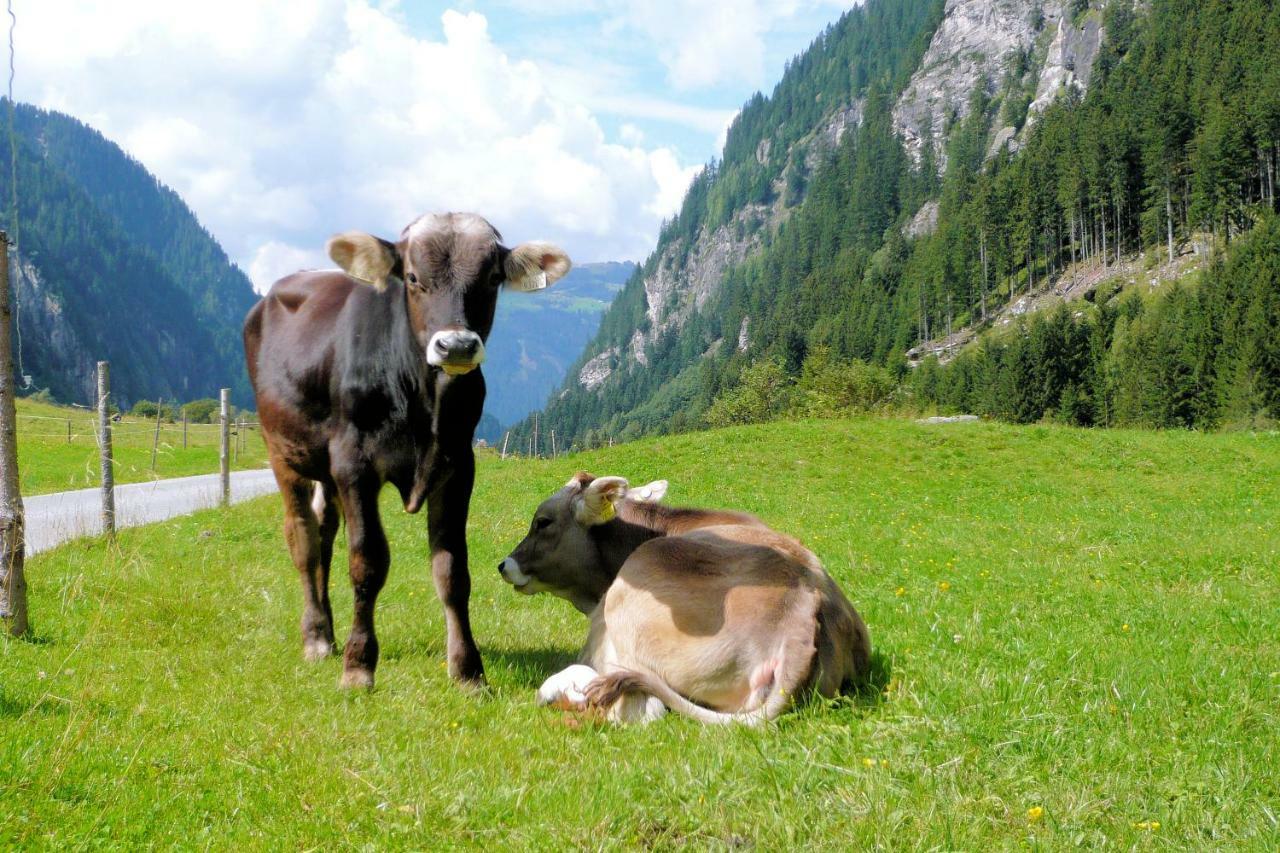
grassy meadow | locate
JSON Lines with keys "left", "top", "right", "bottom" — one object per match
{"left": 16, "top": 396, "right": 268, "bottom": 496}
{"left": 2, "top": 418, "right": 1279, "bottom": 848}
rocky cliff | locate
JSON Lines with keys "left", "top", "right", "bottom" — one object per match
{"left": 575, "top": 0, "right": 1105, "bottom": 394}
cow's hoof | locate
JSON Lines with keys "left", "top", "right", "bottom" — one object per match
{"left": 449, "top": 655, "right": 486, "bottom": 687}
{"left": 340, "top": 668, "right": 375, "bottom": 690}
{"left": 453, "top": 670, "right": 488, "bottom": 693}
{"left": 304, "top": 639, "right": 335, "bottom": 661}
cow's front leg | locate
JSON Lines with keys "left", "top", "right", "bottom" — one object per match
{"left": 428, "top": 454, "right": 485, "bottom": 685}
{"left": 270, "top": 459, "right": 335, "bottom": 661}
{"left": 338, "top": 475, "right": 389, "bottom": 689}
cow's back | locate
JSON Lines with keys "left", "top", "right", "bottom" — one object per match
{"left": 246, "top": 271, "right": 367, "bottom": 478}
{"left": 590, "top": 525, "right": 823, "bottom": 707}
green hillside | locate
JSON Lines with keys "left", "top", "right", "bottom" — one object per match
{"left": 516, "top": 0, "right": 1280, "bottom": 449}
{"left": 1, "top": 102, "right": 260, "bottom": 407}
{"left": 4, "top": 419, "right": 1278, "bottom": 847}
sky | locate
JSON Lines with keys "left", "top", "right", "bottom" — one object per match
{"left": 15, "top": 0, "right": 852, "bottom": 292}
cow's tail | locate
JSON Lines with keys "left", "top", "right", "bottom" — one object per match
{"left": 585, "top": 666, "right": 792, "bottom": 727}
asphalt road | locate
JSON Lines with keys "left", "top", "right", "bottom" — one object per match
{"left": 24, "top": 469, "right": 279, "bottom": 556}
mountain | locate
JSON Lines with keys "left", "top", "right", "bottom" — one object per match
{"left": 0, "top": 102, "right": 259, "bottom": 407}
{"left": 479, "top": 261, "right": 633, "bottom": 439}
{"left": 513, "top": 0, "right": 1280, "bottom": 449}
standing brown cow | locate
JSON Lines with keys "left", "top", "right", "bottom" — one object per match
{"left": 244, "top": 213, "right": 569, "bottom": 688}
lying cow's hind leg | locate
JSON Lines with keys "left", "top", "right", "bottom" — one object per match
{"left": 272, "top": 461, "right": 336, "bottom": 661}
{"left": 584, "top": 670, "right": 784, "bottom": 726}
{"left": 338, "top": 475, "right": 390, "bottom": 689}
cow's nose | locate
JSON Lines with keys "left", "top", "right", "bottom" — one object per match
{"left": 497, "top": 561, "right": 505, "bottom": 576}
{"left": 426, "top": 330, "right": 486, "bottom": 369}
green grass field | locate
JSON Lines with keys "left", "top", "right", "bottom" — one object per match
{"left": 3, "top": 419, "right": 1279, "bottom": 848}
{"left": 16, "top": 397, "right": 268, "bottom": 495}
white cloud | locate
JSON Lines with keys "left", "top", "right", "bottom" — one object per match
{"left": 495, "top": 0, "right": 850, "bottom": 91}
{"left": 249, "top": 241, "right": 328, "bottom": 292}
{"left": 16, "top": 2, "right": 702, "bottom": 291}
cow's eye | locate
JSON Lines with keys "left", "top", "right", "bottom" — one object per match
{"left": 407, "top": 272, "right": 419, "bottom": 285}
{"left": 534, "top": 517, "right": 552, "bottom": 531}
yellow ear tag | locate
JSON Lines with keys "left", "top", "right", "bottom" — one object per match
{"left": 597, "top": 500, "right": 616, "bottom": 522}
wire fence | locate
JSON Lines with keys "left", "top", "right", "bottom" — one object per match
{"left": 18, "top": 401, "right": 267, "bottom": 496}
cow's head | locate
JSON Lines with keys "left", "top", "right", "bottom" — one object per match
{"left": 499, "top": 473, "right": 668, "bottom": 613}
{"left": 326, "top": 212, "right": 570, "bottom": 376}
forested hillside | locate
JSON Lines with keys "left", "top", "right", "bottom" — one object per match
{"left": 513, "top": 0, "right": 1280, "bottom": 451}
{"left": 0, "top": 102, "right": 259, "bottom": 407}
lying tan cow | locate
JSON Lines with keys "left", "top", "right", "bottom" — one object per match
{"left": 499, "top": 473, "right": 871, "bottom": 724}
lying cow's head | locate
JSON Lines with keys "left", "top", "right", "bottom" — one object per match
{"left": 326, "top": 212, "right": 570, "bottom": 376}
{"left": 499, "top": 472, "right": 668, "bottom": 613}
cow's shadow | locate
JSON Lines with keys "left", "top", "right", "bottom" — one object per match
{"left": 486, "top": 645, "right": 577, "bottom": 689}
{"left": 847, "top": 648, "right": 893, "bottom": 708}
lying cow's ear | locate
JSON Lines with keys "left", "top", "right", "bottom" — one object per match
{"left": 327, "top": 232, "right": 399, "bottom": 291}
{"left": 575, "top": 476, "right": 628, "bottom": 526}
{"left": 505, "top": 242, "right": 571, "bottom": 292}
{"left": 629, "top": 480, "right": 668, "bottom": 503}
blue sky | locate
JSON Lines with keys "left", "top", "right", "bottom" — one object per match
{"left": 17, "top": 1, "right": 853, "bottom": 287}
{"left": 409, "top": 1, "right": 852, "bottom": 164}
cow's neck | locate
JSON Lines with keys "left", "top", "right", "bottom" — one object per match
{"left": 588, "top": 506, "right": 664, "bottom": 585}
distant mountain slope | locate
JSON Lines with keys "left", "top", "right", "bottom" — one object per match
{"left": 1, "top": 101, "right": 259, "bottom": 406}
{"left": 481, "top": 261, "right": 633, "bottom": 436}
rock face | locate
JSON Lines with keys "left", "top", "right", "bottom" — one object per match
{"left": 622, "top": 201, "right": 776, "bottom": 369}
{"left": 13, "top": 256, "right": 95, "bottom": 402}
{"left": 894, "top": 0, "right": 1043, "bottom": 163}
{"left": 1028, "top": 8, "right": 1103, "bottom": 121}
{"left": 905, "top": 200, "right": 941, "bottom": 238}
{"left": 894, "top": 0, "right": 1105, "bottom": 166}
{"left": 578, "top": 347, "right": 619, "bottom": 391}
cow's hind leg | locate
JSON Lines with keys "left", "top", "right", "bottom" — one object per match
{"left": 312, "top": 481, "right": 341, "bottom": 656}
{"left": 272, "top": 461, "right": 336, "bottom": 661}
{"left": 337, "top": 475, "right": 389, "bottom": 689}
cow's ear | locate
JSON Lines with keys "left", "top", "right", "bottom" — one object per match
{"left": 327, "top": 232, "right": 399, "bottom": 291}
{"left": 565, "top": 470, "right": 596, "bottom": 490}
{"left": 575, "top": 476, "right": 628, "bottom": 526}
{"left": 628, "top": 480, "right": 668, "bottom": 503}
{"left": 505, "top": 241, "right": 571, "bottom": 292}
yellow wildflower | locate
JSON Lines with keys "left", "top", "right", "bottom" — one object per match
{"left": 1027, "top": 806, "right": 1044, "bottom": 822}
{"left": 895, "top": 586, "right": 906, "bottom": 596}
{"left": 938, "top": 581, "right": 951, "bottom": 591}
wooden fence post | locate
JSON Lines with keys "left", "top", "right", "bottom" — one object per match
{"left": 0, "top": 231, "right": 27, "bottom": 637}
{"left": 219, "top": 389, "right": 230, "bottom": 507}
{"left": 182, "top": 408, "right": 188, "bottom": 449}
{"left": 66, "top": 418, "right": 71, "bottom": 443}
{"left": 550, "top": 429, "right": 557, "bottom": 458}
{"left": 150, "top": 401, "right": 162, "bottom": 471}
{"left": 500, "top": 431, "right": 509, "bottom": 460}
{"left": 97, "top": 361, "right": 115, "bottom": 539}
